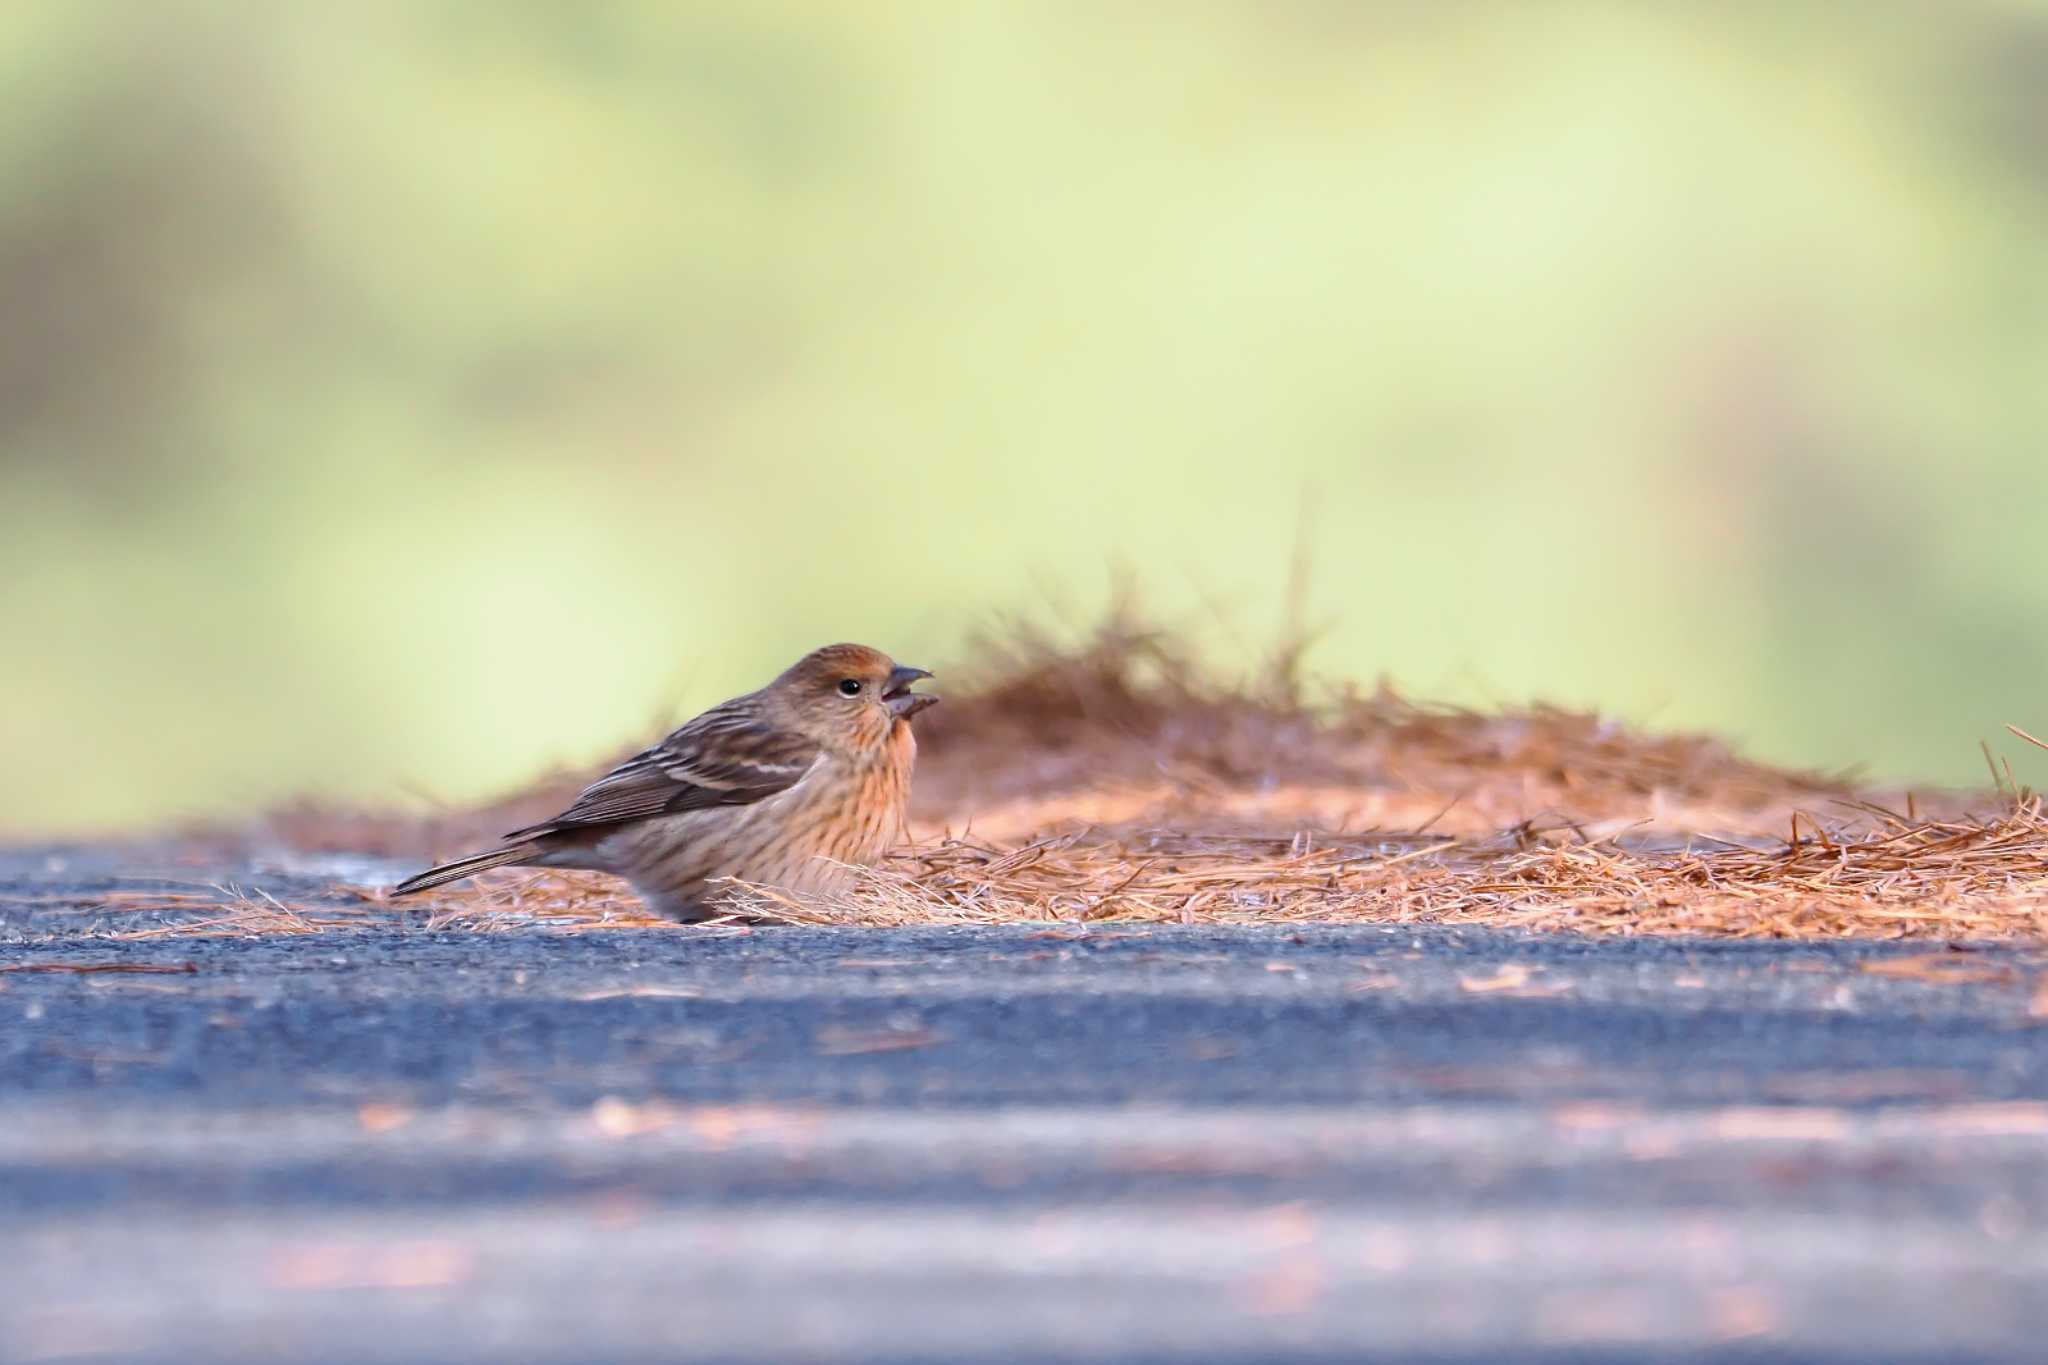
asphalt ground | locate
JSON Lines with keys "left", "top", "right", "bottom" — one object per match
{"left": 3, "top": 846, "right": 2046, "bottom": 1363}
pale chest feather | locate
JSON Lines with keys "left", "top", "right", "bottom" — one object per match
{"left": 760, "top": 748, "right": 912, "bottom": 865}
{"left": 604, "top": 726, "right": 915, "bottom": 896}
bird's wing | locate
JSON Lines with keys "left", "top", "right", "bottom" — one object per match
{"left": 507, "top": 698, "right": 821, "bottom": 839}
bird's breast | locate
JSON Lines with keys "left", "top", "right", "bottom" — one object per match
{"left": 605, "top": 740, "right": 913, "bottom": 902}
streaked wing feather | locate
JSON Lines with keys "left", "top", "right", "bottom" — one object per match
{"left": 506, "top": 698, "right": 818, "bottom": 839}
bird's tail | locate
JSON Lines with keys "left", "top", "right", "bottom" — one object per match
{"left": 390, "top": 841, "right": 542, "bottom": 897}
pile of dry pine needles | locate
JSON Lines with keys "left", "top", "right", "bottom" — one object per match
{"left": 276, "top": 605, "right": 2048, "bottom": 941}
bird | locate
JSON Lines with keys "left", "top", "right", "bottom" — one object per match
{"left": 390, "top": 644, "right": 936, "bottom": 920}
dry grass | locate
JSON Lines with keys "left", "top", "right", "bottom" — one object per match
{"left": 378, "top": 800, "right": 2048, "bottom": 941}
{"left": 901, "top": 604, "right": 1864, "bottom": 843}
{"left": 109, "top": 888, "right": 356, "bottom": 939}
{"left": 266, "top": 604, "right": 2048, "bottom": 941}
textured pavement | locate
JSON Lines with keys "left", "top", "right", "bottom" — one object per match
{"left": 3, "top": 846, "right": 2047, "bottom": 1362}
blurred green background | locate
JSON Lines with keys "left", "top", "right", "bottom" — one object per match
{"left": 5, "top": 1, "right": 2046, "bottom": 834}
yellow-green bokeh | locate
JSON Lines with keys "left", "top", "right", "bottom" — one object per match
{"left": 4, "top": 1, "right": 2046, "bottom": 834}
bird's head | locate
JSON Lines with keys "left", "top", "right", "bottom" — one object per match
{"left": 769, "top": 643, "right": 937, "bottom": 756}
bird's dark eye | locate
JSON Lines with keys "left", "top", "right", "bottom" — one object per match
{"left": 838, "top": 678, "right": 863, "bottom": 697}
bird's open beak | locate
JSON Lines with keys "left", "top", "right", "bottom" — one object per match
{"left": 883, "top": 665, "right": 937, "bottom": 719}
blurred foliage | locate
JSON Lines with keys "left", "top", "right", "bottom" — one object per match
{"left": 3, "top": 0, "right": 2046, "bottom": 832}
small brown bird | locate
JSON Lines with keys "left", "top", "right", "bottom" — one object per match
{"left": 392, "top": 644, "right": 936, "bottom": 919}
